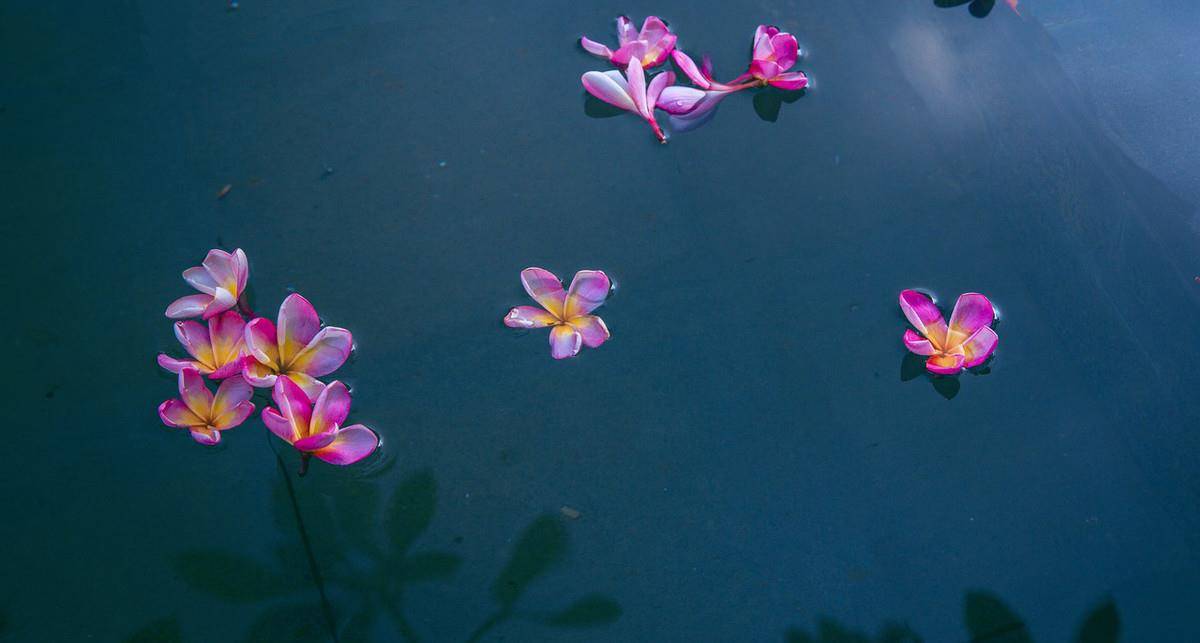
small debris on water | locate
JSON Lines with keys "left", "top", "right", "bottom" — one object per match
{"left": 322, "top": 166, "right": 335, "bottom": 178}
{"left": 560, "top": 506, "right": 582, "bottom": 520}
{"left": 228, "top": 1, "right": 239, "bottom": 10}
{"left": 437, "top": 160, "right": 447, "bottom": 168}
{"left": 217, "top": 184, "right": 232, "bottom": 199}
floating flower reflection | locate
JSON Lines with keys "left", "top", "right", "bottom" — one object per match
{"left": 263, "top": 377, "right": 379, "bottom": 471}
{"left": 243, "top": 293, "right": 353, "bottom": 400}
{"left": 157, "top": 310, "right": 247, "bottom": 379}
{"left": 581, "top": 15, "right": 677, "bottom": 69}
{"left": 158, "top": 367, "right": 255, "bottom": 445}
{"left": 582, "top": 59, "right": 675, "bottom": 142}
{"left": 900, "top": 289, "right": 998, "bottom": 375}
{"left": 165, "top": 248, "right": 249, "bottom": 320}
{"left": 504, "top": 267, "right": 611, "bottom": 360}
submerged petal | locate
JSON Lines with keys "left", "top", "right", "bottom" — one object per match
{"left": 902, "top": 329, "right": 937, "bottom": 356}
{"left": 657, "top": 85, "right": 709, "bottom": 114}
{"left": 549, "top": 324, "right": 583, "bottom": 360}
{"left": 504, "top": 306, "right": 560, "bottom": 328}
{"left": 520, "top": 267, "right": 567, "bottom": 318}
{"left": 569, "top": 315, "right": 610, "bottom": 348}
{"left": 580, "top": 37, "right": 613, "bottom": 59}
{"left": 277, "top": 294, "right": 322, "bottom": 366}
{"left": 564, "top": 270, "right": 611, "bottom": 319}
{"left": 166, "top": 294, "right": 213, "bottom": 319}
{"left": 159, "top": 398, "right": 203, "bottom": 428}
{"left": 178, "top": 368, "right": 214, "bottom": 418}
{"left": 310, "top": 381, "right": 351, "bottom": 436}
{"left": 959, "top": 326, "right": 999, "bottom": 368}
{"left": 899, "top": 290, "right": 949, "bottom": 348}
{"left": 925, "top": 353, "right": 966, "bottom": 376}
{"left": 947, "top": 293, "right": 995, "bottom": 348}
{"left": 312, "top": 425, "right": 379, "bottom": 465}
{"left": 290, "top": 326, "right": 353, "bottom": 378}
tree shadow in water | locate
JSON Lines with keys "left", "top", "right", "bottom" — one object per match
{"left": 783, "top": 591, "right": 1119, "bottom": 643}
{"left": 170, "top": 469, "right": 619, "bottom": 642}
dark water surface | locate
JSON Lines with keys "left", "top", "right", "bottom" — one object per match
{"left": 4, "top": 1, "right": 1200, "bottom": 641}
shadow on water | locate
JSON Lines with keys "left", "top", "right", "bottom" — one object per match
{"left": 783, "top": 591, "right": 1119, "bottom": 643}
{"left": 753, "top": 88, "right": 806, "bottom": 123}
{"left": 933, "top": 0, "right": 999, "bottom": 19}
{"left": 165, "top": 468, "right": 619, "bottom": 642}
{"left": 583, "top": 94, "right": 626, "bottom": 119}
{"left": 899, "top": 352, "right": 968, "bottom": 400}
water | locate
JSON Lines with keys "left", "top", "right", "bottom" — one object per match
{"left": 4, "top": 1, "right": 1199, "bottom": 641}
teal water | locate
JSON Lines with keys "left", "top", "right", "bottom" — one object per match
{"left": 4, "top": 1, "right": 1199, "bottom": 641}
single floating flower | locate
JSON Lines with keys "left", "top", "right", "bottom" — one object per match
{"left": 900, "top": 289, "right": 998, "bottom": 376}
{"left": 581, "top": 15, "right": 677, "bottom": 69}
{"left": 158, "top": 367, "right": 255, "bottom": 445}
{"left": 263, "top": 377, "right": 379, "bottom": 471}
{"left": 157, "top": 310, "right": 248, "bottom": 379}
{"left": 582, "top": 59, "right": 675, "bottom": 142}
{"left": 747, "top": 25, "right": 809, "bottom": 90}
{"left": 243, "top": 293, "right": 353, "bottom": 400}
{"left": 505, "top": 267, "right": 611, "bottom": 360}
{"left": 166, "top": 248, "right": 250, "bottom": 320}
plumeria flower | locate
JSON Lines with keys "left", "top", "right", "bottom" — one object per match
{"left": 263, "top": 377, "right": 379, "bottom": 473}
{"left": 581, "top": 15, "right": 677, "bottom": 69}
{"left": 158, "top": 367, "right": 255, "bottom": 445}
{"left": 582, "top": 59, "right": 675, "bottom": 142}
{"left": 157, "top": 310, "right": 248, "bottom": 379}
{"left": 504, "top": 267, "right": 611, "bottom": 360}
{"left": 900, "top": 290, "right": 999, "bottom": 376}
{"left": 166, "top": 248, "right": 250, "bottom": 320}
{"left": 746, "top": 25, "right": 809, "bottom": 90}
{"left": 243, "top": 293, "right": 353, "bottom": 400}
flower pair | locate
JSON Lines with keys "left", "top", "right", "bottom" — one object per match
{"left": 581, "top": 16, "right": 809, "bottom": 141}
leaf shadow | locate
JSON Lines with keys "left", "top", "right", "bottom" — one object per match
{"left": 753, "top": 87, "right": 806, "bottom": 123}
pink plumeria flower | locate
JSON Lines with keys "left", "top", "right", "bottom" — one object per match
{"left": 243, "top": 293, "right": 353, "bottom": 400}
{"left": 158, "top": 367, "right": 255, "bottom": 445}
{"left": 504, "top": 267, "right": 611, "bottom": 360}
{"left": 157, "top": 310, "right": 248, "bottom": 379}
{"left": 582, "top": 59, "right": 675, "bottom": 142}
{"left": 263, "top": 377, "right": 379, "bottom": 471}
{"left": 747, "top": 25, "right": 809, "bottom": 90}
{"left": 900, "top": 290, "right": 999, "bottom": 376}
{"left": 166, "top": 248, "right": 250, "bottom": 320}
{"left": 580, "top": 15, "right": 677, "bottom": 69}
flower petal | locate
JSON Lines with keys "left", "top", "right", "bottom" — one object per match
{"left": 212, "top": 375, "right": 253, "bottom": 422}
{"left": 671, "top": 50, "right": 712, "bottom": 89}
{"left": 159, "top": 398, "right": 203, "bottom": 428}
{"left": 208, "top": 357, "right": 247, "bottom": 380}
{"left": 231, "top": 248, "right": 249, "bottom": 295}
{"left": 616, "top": 15, "right": 636, "bottom": 46}
{"left": 947, "top": 293, "right": 995, "bottom": 348}
{"left": 244, "top": 317, "right": 280, "bottom": 370}
{"left": 157, "top": 354, "right": 207, "bottom": 375}
{"left": 211, "top": 400, "right": 254, "bottom": 430}
{"left": 519, "top": 267, "right": 567, "bottom": 319}
{"left": 582, "top": 71, "right": 636, "bottom": 113}
{"left": 173, "top": 320, "right": 215, "bottom": 368}
{"left": 770, "top": 33, "right": 799, "bottom": 70}
{"left": 190, "top": 427, "right": 221, "bottom": 446}
{"left": 750, "top": 59, "right": 781, "bottom": 81}
{"left": 666, "top": 90, "right": 731, "bottom": 132}
{"left": 903, "top": 329, "right": 936, "bottom": 355}
{"left": 312, "top": 425, "right": 379, "bottom": 465}
{"left": 262, "top": 407, "right": 297, "bottom": 443}
{"left": 166, "top": 294, "right": 212, "bottom": 319}
{"left": 549, "top": 325, "right": 582, "bottom": 360}
{"left": 639, "top": 16, "right": 669, "bottom": 43}
{"left": 272, "top": 375, "right": 313, "bottom": 438}
{"left": 625, "top": 58, "right": 648, "bottom": 115}
{"left": 178, "top": 368, "right": 214, "bottom": 419}
{"left": 564, "top": 270, "right": 611, "bottom": 319}
{"left": 277, "top": 293, "right": 322, "bottom": 367}
{"left": 645, "top": 71, "right": 675, "bottom": 116}
{"left": 208, "top": 310, "right": 246, "bottom": 365}
{"left": 202, "top": 249, "right": 240, "bottom": 294}
{"left": 569, "top": 315, "right": 610, "bottom": 348}
{"left": 295, "top": 427, "right": 338, "bottom": 452}
{"left": 899, "top": 290, "right": 949, "bottom": 348}
{"left": 311, "top": 381, "right": 351, "bottom": 436}
{"left": 290, "top": 326, "right": 353, "bottom": 378}
{"left": 645, "top": 34, "right": 677, "bottom": 67}
{"left": 182, "top": 266, "right": 218, "bottom": 295}
{"left": 657, "top": 85, "right": 709, "bottom": 114}
{"left": 960, "top": 326, "right": 999, "bottom": 368}
{"left": 610, "top": 41, "right": 648, "bottom": 67}
{"left": 925, "top": 353, "right": 965, "bottom": 376}
{"left": 768, "top": 71, "right": 808, "bottom": 91}
{"left": 283, "top": 372, "right": 327, "bottom": 402}
{"left": 202, "top": 287, "right": 237, "bottom": 319}
{"left": 504, "top": 306, "right": 559, "bottom": 328}
{"left": 580, "top": 37, "right": 613, "bottom": 60}
{"left": 753, "top": 25, "right": 779, "bottom": 60}
{"left": 242, "top": 359, "right": 278, "bottom": 388}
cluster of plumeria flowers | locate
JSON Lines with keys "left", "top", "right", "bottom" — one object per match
{"left": 580, "top": 15, "right": 810, "bottom": 142}
{"left": 157, "top": 249, "right": 379, "bottom": 474}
